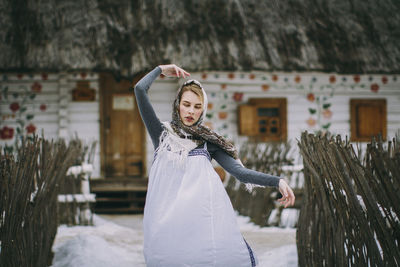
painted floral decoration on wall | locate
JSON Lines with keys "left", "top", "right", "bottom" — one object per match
{"left": 206, "top": 91, "right": 231, "bottom": 139}
{"left": 0, "top": 74, "right": 47, "bottom": 153}
{"left": 200, "top": 72, "right": 392, "bottom": 135}
{"left": 266, "top": 73, "right": 390, "bottom": 132}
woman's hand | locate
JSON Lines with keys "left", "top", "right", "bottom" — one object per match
{"left": 278, "top": 179, "right": 295, "bottom": 208}
{"left": 159, "top": 64, "right": 190, "bottom": 78}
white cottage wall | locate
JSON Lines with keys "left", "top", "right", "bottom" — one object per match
{"left": 0, "top": 73, "right": 101, "bottom": 177}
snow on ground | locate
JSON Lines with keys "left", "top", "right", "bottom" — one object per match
{"left": 51, "top": 213, "right": 297, "bottom": 267}
{"left": 51, "top": 216, "right": 145, "bottom": 267}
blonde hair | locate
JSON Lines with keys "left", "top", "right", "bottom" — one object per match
{"left": 178, "top": 84, "right": 204, "bottom": 104}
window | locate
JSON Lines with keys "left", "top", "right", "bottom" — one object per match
{"left": 350, "top": 99, "right": 387, "bottom": 142}
{"left": 238, "top": 98, "right": 287, "bottom": 141}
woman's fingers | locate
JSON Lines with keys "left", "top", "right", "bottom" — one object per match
{"left": 288, "top": 187, "right": 295, "bottom": 206}
{"left": 278, "top": 192, "right": 290, "bottom": 208}
{"left": 278, "top": 179, "right": 296, "bottom": 208}
{"left": 174, "top": 66, "right": 180, "bottom": 77}
{"left": 176, "top": 67, "right": 190, "bottom": 78}
{"left": 278, "top": 194, "right": 293, "bottom": 208}
{"left": 182, "top": 69, "right": 190, "bottom": 78}
{"left": 159, "top": 64, "right": 190, "bottom": 78}
{"left": 286, "top": 190, "right": 295, "bottom": 208}
{"left": 278, "top": 197, "right": 289, "bottom": 208}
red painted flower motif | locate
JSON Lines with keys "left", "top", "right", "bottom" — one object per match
{"left": 306, "top": 118, "right": 316, "bottom": 127}
{"left": 0, "top": 126, "right": 14, "bottom": 140}
{"left": 17, "top": 74, "right": 23, "bottom": 79}
{"left": 31, "top": 82, "right": 42, "bottom": 93}
{"left": 294, "top": 75, "right": 301, "bottom": 83}
{"left": 249, "top": 74, "right": 256, "bottom": 80}
{"left": 371, "top": 83, "right": 379, "bottom": 93}
{"left": 261, "top": 84, "right": 270, "bottom": 91}
{"left": 201, "top": 73, "right": 208, "bottom": 79}
{"left": 26, "top": 124, "right": 36, "bottom": 134}
{"left": 10, "top": 102, "right": 20, "bottom": 112}
{"left": 42, "top": 73, "right": 48, "bottom": 80}
{"left": 40, "top": 104, "right": 47, "bottom": 111}
{"left": 381, "top": 76, "right": 388, "bottom": 84}
{"left": 322, "top": 109, "right": 333, "bottom": 119}
{"left": 228, "top": 73, "right": 235, "bottom": 79}
{"left": 307, "top": 93, "right": 315, "bottom": 102}
{"left": 272, "top": 75, "right": 278, "bottom": 82}
{"left": 80, "top": 72, "right": 87, "bottom": 79}
{"left": 218, "top": 112, "right": 228, "bottom": 119}
{"left": 207, "top": 103, "right": 213, "bottom": 110}
{"left": 221, "top": 84, "right": 227, "bottom": 90}
{"left": 329, "top": 75, "right": 336, "bottom": 83}
{"left": 233, "top": 92, "right": 243, "bottom": 102}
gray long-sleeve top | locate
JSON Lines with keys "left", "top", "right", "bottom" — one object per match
{"left": 134, "top": 67, "right": 281, "bottom": 188}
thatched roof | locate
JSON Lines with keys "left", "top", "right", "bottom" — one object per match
{"left": 1, "top": 0, "right": 399, "bottom": 76}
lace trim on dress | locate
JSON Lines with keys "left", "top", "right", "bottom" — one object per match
{"left": 154, "top": 122, "right": 198, "bottom": 168}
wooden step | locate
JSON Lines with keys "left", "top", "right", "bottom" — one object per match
{"left": 90, "top": 178, "right": 147, "bottom": 214}
{"left": 95, "top": 197, "right": 146, "bottom": 202}
{"left": 90, "top": 178, "right": 148, "bottom": 193}
{"left": 94, "top": 206, "right": 144, "bottom": 214}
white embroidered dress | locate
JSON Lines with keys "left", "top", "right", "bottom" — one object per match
{"left": 143, "top": 123, "right": 257, "bottom": 267}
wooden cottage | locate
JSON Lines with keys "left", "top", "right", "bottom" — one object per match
{"left": 1, "top": 0, "right": 399, "bottom": 212}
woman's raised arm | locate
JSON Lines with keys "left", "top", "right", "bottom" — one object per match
{"left": 134, "top": 64, "right": 190, "bottom": 149}
{"left": 134, "top": 67, "right": 164, "bottom": 149}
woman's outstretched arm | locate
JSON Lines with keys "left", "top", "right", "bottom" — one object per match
{"left": 213, "top": 147, "right": 295, "bottom": 207}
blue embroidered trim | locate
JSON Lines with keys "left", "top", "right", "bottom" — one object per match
{"left": 153, "top": 149, "right": 211, "bottom": 162}
{"left": 244, "top": 238, "right": 256, "bottom": 267}
{"left": 188, "top": 149, "right": 211, "bottom": 161}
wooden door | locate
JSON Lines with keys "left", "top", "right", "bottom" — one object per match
{"left": 100, "top": 73, "right": 145, "bottom": 178}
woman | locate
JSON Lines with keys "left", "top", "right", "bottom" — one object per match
{"left": 134, "top": 64, "right": 295, "bottom": 267}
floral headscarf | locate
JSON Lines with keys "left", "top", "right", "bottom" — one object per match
{"left": 169, "top": 79, "right": 238, "bottom": 159}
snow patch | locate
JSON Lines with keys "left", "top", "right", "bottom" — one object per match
{"left": 57, "top": 194, "right": 96, "bottom": 203}
{"left": 237, "top": 213, "right": 297, "bottom": 233}
{"left": 51, "top": 215, "right": 145, "bottom": 267}
{"left": 258, "top": 244, "right": 298, "bottom": 267}
{"left": 66, "top": 164, "right": 93, "bottom": 177}
{"left": 51, "top": 234, "right": 131, "bottom": 267}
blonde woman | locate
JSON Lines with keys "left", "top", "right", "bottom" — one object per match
{"left": 134, "top": 64, "right": 295, "bottom": 267}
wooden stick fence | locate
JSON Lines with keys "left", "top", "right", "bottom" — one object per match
{"left": 297, "top": 132, "right": 400, "bottom": 267}
{"left": 0, "top": 137, "right": 81, "bottom": 267}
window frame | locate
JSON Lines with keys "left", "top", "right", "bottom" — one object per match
{"left": 238, "top": 98, "right": 287, "bottom": 142}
